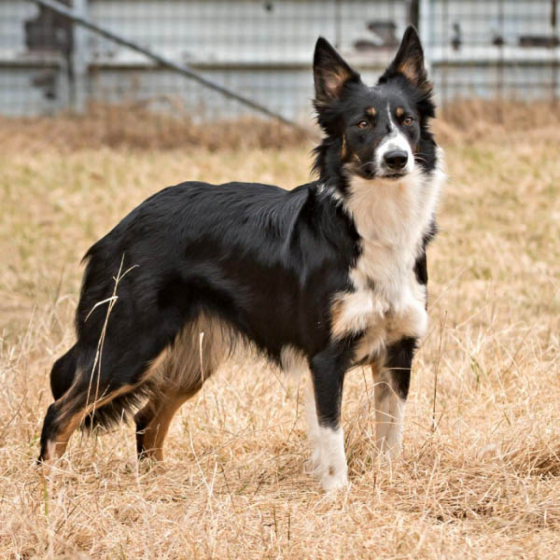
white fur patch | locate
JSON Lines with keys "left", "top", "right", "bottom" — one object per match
{"left": 305, "top": 384, "right": 347, "bottom": 492}
{"left": 375, "top": 106, "right": 415, "bottom": 176}
{"left": 374, "top": 371, "right": 406, "bottom": 458}
{"left": 317, "top": 182, "right": 343, "bottom": 203}
{"left": 333, "top": 148, "right": 445, "bottom": 354}
{"left": 309, "top": 424, "right": 348, "bottom": 492}
{"left": 280, "top": 345, "right": 309, "bottom": 378}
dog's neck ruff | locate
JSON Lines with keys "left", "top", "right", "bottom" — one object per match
{"left": 316, "top": 182, "right": 343, "bottom": 204}
{"left": 345, "top": 150, "right": 445, "bottom": 279}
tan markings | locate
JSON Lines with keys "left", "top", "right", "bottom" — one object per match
{"left": 148, "top": 347, "right": 169, "bottom": 372}
{"left": 42, "top": 382, "right": 140, "bottom": 463}
{"left": 370, "top": 359, "right": 382, "bottom": 382}
{"left": 64, "top": 382, "right": 137, "bottom": 428}
{"left": 330, "top": 298, "right": 344, "bottom": 339}
{"left": 397, "top": 57, "right": 432, "bottom": 93}
{"left": 45, "top": 413, "right": 83, "bottom": 461}
{"left": 136, "top": 313, "right": 242, "bottom": 461}
{"left": 156, "top": 313, "right": 237, "bottom": 392}
{"left": 372, "top": 365, "right": 406, "bottom": 458}
{"left": 396, "top": 107, "right": 404, "bottom": 117}
{"left": 353, "top": 321, "right": 387, "bottom": 363}
{"left": 366, "top": 107, "right": 377, "bottom": 116}
{"left": 330, "top": 289, "right": 388, "bottom": 341}
{"left": 341, "top": 135, "right": 347, "bottom": 159}
{"left": 139, "top": 393, "right": 190, "bottom": 461}
{"left": 280, "top": 345, "right": 309, "bottom": 378}
{"left": 44, "top": 352, "right": 169, "bottom": 464}
{"left": 321, "top": 68, "right": 355, "bottom": 101}
{"left": 44, "top": 313, "right": 241, "bottom": 464}
{"left": 397, "top": 58, "right": 420, "bottom": 84}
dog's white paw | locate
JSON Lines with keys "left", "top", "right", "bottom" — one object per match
{"left": 309, "top": 450, "right": 348, "bottom": 492}
{"left": 318, "top": 464, "right": 348, "bottom": 493}
{"left": 308, "top": 426, "right": 348, "bottom": 493}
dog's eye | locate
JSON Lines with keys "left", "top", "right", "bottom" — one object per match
{"left": 357, "top": 121, "right": 369, "bottom": 129}
{"left": 403, "top": 116, "right": 414, "bottom": 126}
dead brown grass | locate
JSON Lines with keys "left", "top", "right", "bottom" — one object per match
{"left": 436, "top": 99, "right": 560, "bottom": 145}
{"left": 0, "top": 116, "right": 559, "bottom": 558}
{"left": 2, "top": 99, "right": 560, "bottom": 154}
{"left": 0, "top": 104, "right": 312, "bottom": 153}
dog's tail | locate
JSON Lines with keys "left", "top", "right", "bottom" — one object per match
{"left": 81, "top": 388, "right": 150, "bottom": 432}
{"left": 50, "top": 344, "right": 151, "bottom": 431}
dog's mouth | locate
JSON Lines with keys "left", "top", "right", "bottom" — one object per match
{"left": 381, "top": 171, "right": 406, "bottom": 180}
{"left": 347, "top": 162, "right": 408, "bottom": 181}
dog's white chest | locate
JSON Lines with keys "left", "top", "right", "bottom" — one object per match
{"left": 332, "top": 257, "right": 428, "bottom": 363}
{"left": 330, "top": 163, "right": 444, "bottom": 359}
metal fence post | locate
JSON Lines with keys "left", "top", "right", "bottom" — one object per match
{"left": 551, "top": 0, "right": 558, "bottom": 103}
{"left": 408, "top": 0, "right": 420, "bottom": 29}
{"left": 418, "top": 0, "right": 433, "bottom": 76}
{"left": 71, "top": 0, "right": 88, "bottom": 113}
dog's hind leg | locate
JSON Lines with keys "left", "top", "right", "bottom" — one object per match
{"left": 38, "top": 344, "right": 167, "bottom": 464}
{"left": 372, "top": 337, "right": 417, "bottom": 459}
{"left": 135, "top": 313, "right": 230, "bottom": 462}
{"left": 135, "top": 391, "right": 192, "bottom": 462}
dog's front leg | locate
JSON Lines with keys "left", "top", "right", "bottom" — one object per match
{"left": 372, "top": 336, "right": 417, "bottom": 458}
{"left": 308, "top": 344, "right": 351, "bottom": 492}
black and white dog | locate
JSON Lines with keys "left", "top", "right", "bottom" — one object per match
{"left": 39, "top": 26, "right": 444, "bottom": 492}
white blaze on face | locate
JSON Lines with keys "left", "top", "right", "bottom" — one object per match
{"left": 375, "top": 104, "right": 415, "bottom": 176}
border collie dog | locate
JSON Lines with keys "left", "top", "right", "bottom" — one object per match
{"left": 39, "top": 27, "right": 444, "bottom": 492}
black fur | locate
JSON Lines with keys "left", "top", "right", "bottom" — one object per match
{"left": 50, "top": 344, "right": 77, "bottom": 400}
{"left": 385, "top": 337, "right": 418, "bottom": 400}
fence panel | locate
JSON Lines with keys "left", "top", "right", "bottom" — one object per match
{"left": 0, "top": 0, "right": 557, "bottom": 121}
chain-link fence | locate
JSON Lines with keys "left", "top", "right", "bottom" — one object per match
{"left": 0, "top": 0, "right": 558, "bottom": 122}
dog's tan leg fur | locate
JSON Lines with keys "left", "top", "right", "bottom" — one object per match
{"left": 137, "top": 393, "right": 190, "bottom": 461}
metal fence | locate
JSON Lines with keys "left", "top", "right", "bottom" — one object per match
{"left": 0, "top": 0, "right": 558, "bottom": 123}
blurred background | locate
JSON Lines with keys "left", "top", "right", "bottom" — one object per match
{"left": 1, "top": 0, "right": 559, "bottom": 125}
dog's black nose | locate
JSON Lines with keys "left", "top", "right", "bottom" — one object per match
{"left": 383, "top": 150, "right": 408, "bottom": 170}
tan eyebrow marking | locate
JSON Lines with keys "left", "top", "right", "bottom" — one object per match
{"left": 341, "top": 135, "right": 347, "bottom": 159}
{"left": 366, "top": 107, "right": 377, "bottom": 116}
{"left": 396, "top": 107, "right": 404, "bottom": 117}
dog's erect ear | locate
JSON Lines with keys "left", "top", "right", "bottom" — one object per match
{"left": 381, "top": 26, "right": 431, "bottom": 93}
{"left": 313, "top": 37, "right": 360, "bottom": 106}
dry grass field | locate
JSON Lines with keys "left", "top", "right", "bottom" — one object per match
{"left": 1, "top": 109, "right": 559, "bottom": 559}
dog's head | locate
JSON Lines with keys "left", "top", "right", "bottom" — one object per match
{"left": 313, "top": 26, "right": 435, "bottom": 182}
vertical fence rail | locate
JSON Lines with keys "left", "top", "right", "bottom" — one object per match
{"left": 551, "top": 0, "right": 558, "bottom": 103}
{"left": 70, "top": 0, "right": 88, "bottom": 113}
